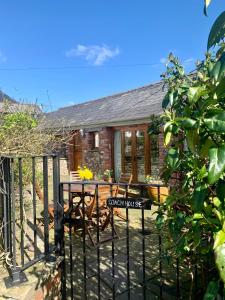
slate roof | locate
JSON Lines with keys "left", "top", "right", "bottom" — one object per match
{"left": 0, "top": 90, "right": 17, "bottom": 103}
{"left": 0, "top": 90, "right": 42, "bottom": 114}
{"left": 46, "top": 81, "right": 166, "bottom": 129}
{"left": 0, "top": 103, "right": 42, "bottom": 114}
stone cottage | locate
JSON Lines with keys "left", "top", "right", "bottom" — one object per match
{"left": 47, "top": 81, "right": 166, "bottom": 182}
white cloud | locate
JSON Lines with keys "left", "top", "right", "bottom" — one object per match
{"left": 65, "top": 44, "right": 120, "bottom": 66}
{"left": 0, "top": 50, "right": 7, "bottom": 64}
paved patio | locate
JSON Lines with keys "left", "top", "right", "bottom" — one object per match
{"left": 63, "top": 207, "right": 191, "bottom": 299}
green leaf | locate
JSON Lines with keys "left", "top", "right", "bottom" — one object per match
{"left": 200, "top": 138, "right": 216, "bottom": 158}
{"left": 169, "top": 92, "right": 174, "bottom": 106}
{"left": 216, "top": 179, "right": 225, "bottom": 202}
{"left": 198, "top": 165, "right": 208, "bottom": 180}
{"left": 208, "top": 11, "right": 225, "bottom": 50}
{"left": 215, "top": 243, "right": 225, "bottom": 283}
{"left": 193, "top": 213, "right": 204, "bottom": 220}
{"left": 188, "top": 87, "right": 200, "bottom": 102}
{"left": 213, "top": 197, "right": 221, "bottom": 208}
{"left": 218, "top": 52, "right": 225, "bottom": 80}
{"left": 188, "top": 86, "right": 207, "bottom": 103}
{"left": 208, "top": 145, "right": 225, "bottom": 184}
{"left": 162, "top": 93, "right": 169, "bottom": 109}
{"left": 215, "top": 76, "right": 225, "bottom": 97}
{"left": 186, "top": 129, "right": 199, "bottom": 154}
{"left": 214, "top": 230, "right": 225, "bottom": 249}
{"left": 204, "top": 0, "right": 212, "bottom": 16}
{"left": 191, "top": 184, "right": 208, "bottom": 212}
{"left": 180, "top": 118, "right": 197, "bottom": 129}
{"left": 203, "top": 280, "right": 219, "bottom": 300}
{"left": 167, "top": 148, "right": 179, "bottom": 170}
{"left": 210, "top": 60, "right": 221, "bottom": 81}
{"left": 204, "top": 112, "right": 225, "bottom": 133}
{"left": 164, "top": 131, "right": 172, "bottom": 147}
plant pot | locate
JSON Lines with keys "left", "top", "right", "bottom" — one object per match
{"left": 147, "top": 186, "right": 169, "bottom": 204}
{"left": 103, "top": 176, "right": 113, "bottom": 183}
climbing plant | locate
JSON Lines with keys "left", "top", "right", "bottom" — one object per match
{"left": 157, "top": 2, "right": 225, "bottom": 298}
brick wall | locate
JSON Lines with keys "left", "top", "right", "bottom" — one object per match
{"left": 99, "top": 128, "right": 113, "bottom": 171}
{"left": 67, "top": 126, "right": 166, "bottom": 181}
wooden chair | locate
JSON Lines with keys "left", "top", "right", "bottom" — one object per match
{"left": 86, "top": 185, "right": 112, "bottom": 222}
{"left": 76, "top": 186, "right": 119, "bottom": 245}
{"left": 115, "top": 173, "right": 133, "bottom": 197}
{"left": 35, "top": 184, "right": 70, "bottom": 231}
{"left": 70, "top": 171, "right": 82, "bottom": 181}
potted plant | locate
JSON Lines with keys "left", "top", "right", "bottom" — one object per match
{"left": 103, "top": 169, "right": 113, "bottom": 182}
{"left": 145, "top": 174, "right": 169, "bottom": 204}
{"left": 78, "top": 166, "right": 93, "bottom": 180}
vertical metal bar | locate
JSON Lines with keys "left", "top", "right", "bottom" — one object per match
{"left": 60, "top": 183, "right": 66, "bottom": 300}
{"left": 96, "top": 184, "right": 101, "bottom": 299}
{"left": 141, "top": 186, "right": 146, "bottom": 300}
{"left": 176, "top": 258, "right": 180, "bottom": 299}
{"left": 53, "top": 155, "right": 60, "bottom": 248}
{"left": 59, "top": 183, "right": 65, "bottom": 256}
{"left": 125, "top": 184, "right": 130, "bottom": 299}
{"left": 18, "top": 158, "right": 24, "bottom": 266}
{"left": 43, "top": 156, "right": 49, "bottom": 255}
{"left": 11, "top": 158, "right": 17, "bottom": 271}
{"left": 194, "top": 264, "right": 198, "bottom": 296}
{"left": 6, "top": 158, "right": 12, "bottom": 257}
{"left": 68, "top": 183, "right": 74, "bottom": 300}
{"left": 110, "top": 184, "right": 115, "bottom": 300}
{"left": 158, "top": 186, "right": 163, "bottom": 299}
{"left": 82, "top": 183, "right": 87, "bottom": 300}
{"left": 32, "top": 157, "right": 37, "bottom": 258}
{"left": 2, "top": 158, "right": 10, "bottom": 252}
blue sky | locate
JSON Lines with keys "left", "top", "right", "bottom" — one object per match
{"left": 0, "top": 1, "right": 224, "bottom": 111}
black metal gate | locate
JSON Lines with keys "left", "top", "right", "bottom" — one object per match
{"left": 59, "top": 181, "right": 184, "bottom": 300}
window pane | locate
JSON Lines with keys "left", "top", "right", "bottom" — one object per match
{"left": 124, "top": 131, "right": 132, "bottom": 175}
{"left": 114, "top": 130, "right": 121, "bottom": 180}
{"left": 136, "top": 131, "right": 145, "bottom": 182}
{"left": 94, "top": 132, "right": 99, "bottom": 148}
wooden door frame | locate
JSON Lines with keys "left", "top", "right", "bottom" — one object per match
{"left": 114, "top": 124, "right": 150, "bottom": 182}
{"left": 73, "top": 132, "right": 83, "bottom": 171}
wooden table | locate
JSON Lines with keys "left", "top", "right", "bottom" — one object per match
{"left": 63, "top": 183, "right": 96, "bottom": 195}
{"left": 62, "top": 182, "right": 125, "bottom": 245}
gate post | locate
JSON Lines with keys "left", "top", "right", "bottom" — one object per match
{"left": 53, "top": 155, "right": 64, "bottom": 254}
{"left": 4, "top": 157, "right": 27, "bottom": 287}
{"left": 53, "top": 155, "right": 66, "bottom": 299}
{"left": 2, "top": 157, "right": 11, "bottom": 254}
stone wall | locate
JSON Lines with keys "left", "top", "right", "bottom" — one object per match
{"left": 82, "top": 128, "right": 113, "bottom": 175}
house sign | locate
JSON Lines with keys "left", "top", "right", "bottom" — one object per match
{"left": 107, "top": 197, "right": 151, "bottom": 210}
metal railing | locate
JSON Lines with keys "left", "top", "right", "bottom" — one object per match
{"left": 59, "top": 181, "right": 180, "bottom": 300}
{"left": 0, "top": 154, "right": 61, "bottom": 287}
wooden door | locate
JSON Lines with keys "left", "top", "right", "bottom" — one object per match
{"left": 74, "top": 134, "right": 82, "bottom": 170}
{"left": 121, "top": 129, "right": 149, "bottom": 182}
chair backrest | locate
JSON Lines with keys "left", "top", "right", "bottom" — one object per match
{"left": 119, "top": 173, "right": 133, "bottom": 185}
{"left": 86, "top": 186, "right": 115, "bottom": 219}
{"left": 115, "top": 173, "right": 133, "bottom": 196}
{"left": 70, "top": 171, "right": 82, "bottom": 181}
